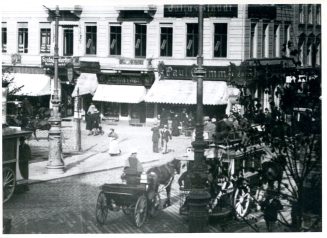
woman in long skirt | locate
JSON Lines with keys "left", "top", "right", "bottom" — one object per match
{"left": 108, "top": 128, "right": 121, "bottom": 155}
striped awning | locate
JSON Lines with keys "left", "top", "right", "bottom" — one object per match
{"left": 72, "top": 73, "right": 98, "bottom": 97}
{"left": 145, "top": 80, "right": 229, "bottom": 105}
{"left": 93, "top": 84, "right": 146, "bottom": 103}
{"left": 8, "top": 73, "right": 51, "bottom": 96}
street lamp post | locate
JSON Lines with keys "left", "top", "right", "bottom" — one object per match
{"left": 188, "top": 5, "right": 210, "bottom": 232}
{"left": 47, "top": 5, "right": 65, "bottom": 173}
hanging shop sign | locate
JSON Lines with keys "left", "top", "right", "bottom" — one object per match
{"left": 99, "top": 73, "right": 155, "bottom": 87}
{"left": 164, "top": 4, "right": 238, "bottom": 18}
{"left": 158, "top": 62, "right": 229, "bottom": 81}
{"left": 41, "top": 56, "right": 79, "bottom": 68}
{"left": 79, "top": 61, "right": 100, "bottom": 73}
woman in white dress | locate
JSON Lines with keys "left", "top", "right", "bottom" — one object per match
{"left": 108, "top": 128, "right": 121, "bottom": 155}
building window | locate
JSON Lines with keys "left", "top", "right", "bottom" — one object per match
{"left": 2, "top": 27, "right": 7, "bottom": 53}
{"left": 135, "top": 24, "right": 147, "bottom": 58}
{"left": 315, "top": 38, "right": 320, "bottom": 66}
{"left": 262, "top": 23, "right": 268, "bottom": 58}
{"left": 298, "top": 34, "right": 305, "bottom": 66}
{"left": 110, "top": 25, "right": 121, "bottom": 56}
{"left": 316, "top": 5, "right": 321, "bottom": 25}
{"left": 214, "top": 23, "right": 227, "bottom": 58}
{"left": 284, "top": 24, "right": 290, "bottom": 57}
{"left": 250, "top": 22, "right": 257, "bottom": 58}
{"left": 40, "top": 28, "right": 51, "bottom": 53}
{"left": 160, "top": 27, "right": 173, "bottom": 57}
{"left": 308, "top": 5, "right": 313, "bottom": 24}
{"left": 186, "top": 23, "right": 198, "bottom": 57}
{"left": 18, "top": 27, "right": 28, "bottom": 53}
{"left": 273, "top": 24, "right": 280, "bottom": 57}
{"left": 299, "top": 5, "right": 304, "bottom": 23}
{"left": 63, "top": 28, "right": 73, "bottom": 56}
{"left": 307, "top": 36, "right": 314, "bottom": 66}
{"left": 86, "top": 25, "right": 97, "bottom": 55}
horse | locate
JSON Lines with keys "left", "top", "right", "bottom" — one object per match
{"left": 25, "top": 117, "right": 51, "bottom": 141}
{"left": 146, "top": 158, "right": 181, "bottom": 208}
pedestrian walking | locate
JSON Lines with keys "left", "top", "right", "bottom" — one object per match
{"left": 108, "top": 128, "right": 120, "bottom": 155}
{"left": 161, "top": 125, "right": 172, "bottom": 154}
{"left": 151, "top": 121, "right": 160, "bottom": 153}
{"left": 261, "top": 191, "right": 283, "bottom": 232}
{"left": 86, "top": 103, "right": 97, "bottom": 135}
{"left": 91, "top": 109, "right": 101, "bottom": 135}
{"left": 172, "top": 114, "right": 180, "bottom": 136}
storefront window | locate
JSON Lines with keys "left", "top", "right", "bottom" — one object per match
{"left": 86, "top": 25, "right": 97, "bottom": 55}
{"left": 262, "top": 23, "right": 268, "bottom": 58}
{"left": 273, "top": 24, "right": 280, "bottom": 57}
{"left": 186, "top": 23, "right": 198, "bottom": 57}
{"left": 121, "top": 103, "right": 129, "bottom": 117}
{"left": 214, "top": 23, "right": 227, "bottom": 58}
{"left": 110, "top": 25, "right": 121, "bottom": 56}
{"left": 160, "top": 27, "right": 173, "bottom": 57}
{"left": 146, "top": 103, "right": 155, "bottom": 118}
{"left": 40, "top": 28, "right": 51, "bottom": 53}
{"left": 64, "top": 28, "right": 73, "bottom": 56}
{"left": 135, "top": 24, "right": 146, "bottom": 58}
{"left": 250, "top": 22, "right": 257, "bottom": 58}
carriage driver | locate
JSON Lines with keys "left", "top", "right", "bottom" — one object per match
{"left": 121, "top": 148, "right": 144, "bottom": 185}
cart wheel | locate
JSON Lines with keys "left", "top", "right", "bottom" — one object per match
{"left": 134, "top": 195, "right": 148, "bottom": 227}
{"left": 149, "top": 193, "right": 161, "bottom": 217}
{"left": 3, "top": 167, "right": 16, "bottom": 203}
{"left": 233, "top": 186, "right": 251, "bottom": 219}
{"left": 96, "top": 192, "right": 108, "bottom": 225}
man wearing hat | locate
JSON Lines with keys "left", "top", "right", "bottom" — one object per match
{"left": 151, "top": 120, "right": 160, "bottom": 153}
{"left": 161, "top": 125, "right": 172, "bottom": 154}
{"left": 121, "top": 149, "right": 144, "bottom": 185}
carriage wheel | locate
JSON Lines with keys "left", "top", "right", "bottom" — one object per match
{"left": 3, "top": 167, "right": 16, "bottom": 203}
{"left": 149, "top": 193, "right": 161, "bottom": 217}
{"left": 233, "top": 186, "right": 251, "bottom": 219}
{"left": 95, "top": 192, "right": 108, "bottom": 225}
{"left": 134, "top": 195, "right": 148, "bottom": 228}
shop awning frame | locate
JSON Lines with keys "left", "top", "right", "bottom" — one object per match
{"left": 8, "top": 73, "right": 51, "bottom": 96}
{"left": 72, "top": 73, "right": 98, "bottom": 97}
{"left": 144, "top": 79, "right": 229, "bottom": 105}
{"left": 92, "top": 84, "right": 147, "bottom": 104}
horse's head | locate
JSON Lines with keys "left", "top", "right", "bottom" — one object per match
{"left": 169, "top": 158, "right": 181, "bottom": 174}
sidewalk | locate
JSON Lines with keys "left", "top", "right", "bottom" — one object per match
{"left": 28, "top": 119, "right": 192, "bottom": 183}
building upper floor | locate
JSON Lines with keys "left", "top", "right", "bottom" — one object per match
{"left": 1, "top": 4, "right": 321, "bottom": 69}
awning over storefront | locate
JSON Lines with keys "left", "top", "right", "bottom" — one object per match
{"left": 72, "top": 73, "right": 98, "bottom": 97}
{"left": 145, "top": 80, "right": 229, "bottom": 105}
{"left": 8, "top": 73, "right": 51, "bottom": 96}
{"left": 92, "top": 84, "right": 147, "bottom": 103}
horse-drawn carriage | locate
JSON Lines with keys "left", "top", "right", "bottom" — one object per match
{"left": 95, "top": 159, "right": 181, "bottom": 228}
{"left": 180, "top": 128, "right": 275, "bottom": 220}
{"left": 2, "top": 127, "right": 32, "bottom": 203}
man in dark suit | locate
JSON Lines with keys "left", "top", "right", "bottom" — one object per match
{"left": 151, "top": 121, "right": 160, "bottom": 153}
{"left": 161, "top": 125, "right": 172, "bottom": 154}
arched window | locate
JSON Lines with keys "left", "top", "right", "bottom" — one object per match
{"left": 315, "top": 36, "right": 321, "bottom": 66}
{"left": 306, "top": 34, "right": 315, "bottom": 66}
{"left": 298, "top": 34, "right": 306, "bottom": 66}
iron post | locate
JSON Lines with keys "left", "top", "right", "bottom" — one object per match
{"left": 188, "top": 5, "right": 210, "bottom": 232}
{"left": 47, "top": 5, "right": 65, "bottom": 173}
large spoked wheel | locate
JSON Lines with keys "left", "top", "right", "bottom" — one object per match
{"left": 134, "top": 195, "right": 148, "bottom": 228}
{"left": 149, "top": 193, "right": 161, "bottom": 217}
{"left": 96, "top": 191, "right": 108, "bottom": 225}
{"left": 233, "top": 186, "right": 251, "bottom": 219}
{"left": 3, "top": 167, "right": 16, "bottom": 203}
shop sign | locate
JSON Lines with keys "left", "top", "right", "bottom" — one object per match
{"left": 158, "top": 62, "right": 229, "bottom": 81}
{"left": 80, "top": 61, "right": 100, "bottom": 73}
{"left": 119, "top": 58, "right": 145, "bottom": 65}
{"left": 41, "top": 56, "right": 79, "bottom": 68}
{"left": 99, "top": 73, "right": 155, "bottom": 87}
{"left": 248, "top": 5, "right": 276, "bottom": 19}
{"left": 164, "top": 4, "right": 238, "bottom": 18}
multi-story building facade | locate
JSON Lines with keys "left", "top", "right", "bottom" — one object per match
{"left": 1, "top": 4, "right": 321, "bottom": 123}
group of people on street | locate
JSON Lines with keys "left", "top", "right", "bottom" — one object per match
{"left": 151, "top": 122, "right": 172, "bottom": 154}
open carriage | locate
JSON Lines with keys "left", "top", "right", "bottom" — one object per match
{"left": 180, "top": 128, "right": 271, "bottom": 220}
{"left": 2, "top": 127, "right": 32, "bottom": 203}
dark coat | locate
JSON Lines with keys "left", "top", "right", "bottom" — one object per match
{"left": 19, "top": 143, "right": 31, "bottom": 179}
{"left": 161, "top": 129, "right": 172, "bottom": 142}
{"left": 151, "top": 126, "right": 160, "bottom": 142}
